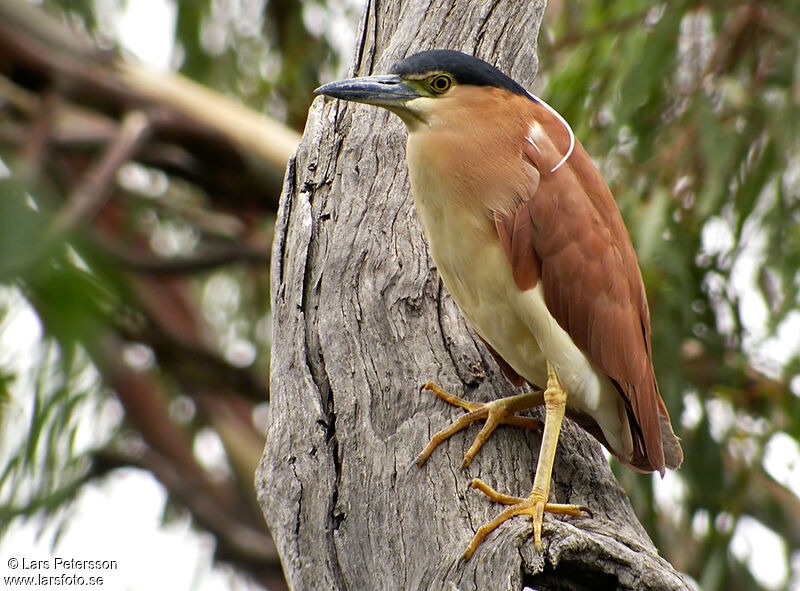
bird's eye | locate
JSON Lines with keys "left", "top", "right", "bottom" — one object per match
{"left": 429, "top": 75, "right": 452, "bottom": 94}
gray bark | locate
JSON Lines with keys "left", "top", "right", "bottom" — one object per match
{"left": 257, "top": 2, "right": 696, "bottom": 590}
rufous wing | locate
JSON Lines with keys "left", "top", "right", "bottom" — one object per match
{"left": 494, "top": 105, "right": 682, "bottom": 474}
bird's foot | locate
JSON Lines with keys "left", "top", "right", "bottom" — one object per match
{"left": 414, "top": 382, "right": 541, "bottom": 469}
{"left": 463, "top": 478, "right": 590, "bottom": 560}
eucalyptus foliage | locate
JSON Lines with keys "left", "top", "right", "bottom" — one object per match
{"left": 540, "top": 2, "right": 800, "bottom": 589}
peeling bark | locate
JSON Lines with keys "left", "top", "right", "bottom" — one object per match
{"left": 257, "top": 1, "right": 696, "bottom": 589}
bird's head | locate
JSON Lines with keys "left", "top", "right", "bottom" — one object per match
{"left": 314, "top": 50, "right": 530, "bottom": 131}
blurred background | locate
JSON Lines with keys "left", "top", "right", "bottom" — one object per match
{"left": 0, "top": 1, "right": 797, "bottom": 590}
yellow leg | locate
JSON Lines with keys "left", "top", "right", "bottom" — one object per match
{"left": 463, "top": 362, "right": 589, "bottom": 561}
{"left": 415, "top": 382, "right": 542, "bottom": 469}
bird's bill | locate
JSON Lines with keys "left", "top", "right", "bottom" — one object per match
{"left": 314, "top": 75, "right": 422, "bottom": 107}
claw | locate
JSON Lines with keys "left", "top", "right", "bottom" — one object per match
{"left": 414, "top": 382, "right": 542, "bottom": 468}
{"left": 463, "top": 477, "right": 589, "bottom": 560}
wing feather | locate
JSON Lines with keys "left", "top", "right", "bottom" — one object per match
{"left": 495, "top": 104, "right": 682, "bottom": 473}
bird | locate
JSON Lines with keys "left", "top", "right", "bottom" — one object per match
{"left": 315, "top": 49, "right": 683, "bottom": 561}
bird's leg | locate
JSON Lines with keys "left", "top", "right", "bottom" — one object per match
{"left": 415, "top": 382, "right": 543, "bottom": 469}
{"left": 463, "top": 362, "right": 589, "bottom": 561}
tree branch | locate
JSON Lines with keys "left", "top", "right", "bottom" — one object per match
{"left": 95, "top": 237, "right": 271, "bottom": 275}
{"left": 50, "top": 110, "right": 151, "bottom": 234}
{"left": 0, "top": 0, "right": 300, "bottom": 203}
{"left": 93, "top": 448, "right": 279, "bottom": 564}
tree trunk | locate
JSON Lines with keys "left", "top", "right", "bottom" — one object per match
{"left": 257, "top": 2, "right": 696, "bottom": 589}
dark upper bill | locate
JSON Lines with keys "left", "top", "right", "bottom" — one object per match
{"left": 314, "top": 75, "right": 422, "bottom": 107}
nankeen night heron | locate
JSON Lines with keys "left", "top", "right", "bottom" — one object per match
{"left": 315, "top": 49, "right": 682, "bottom": 560}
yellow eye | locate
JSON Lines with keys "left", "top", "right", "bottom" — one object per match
{"left": 429, "top": 75, "right": 452, "bottom": 94}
